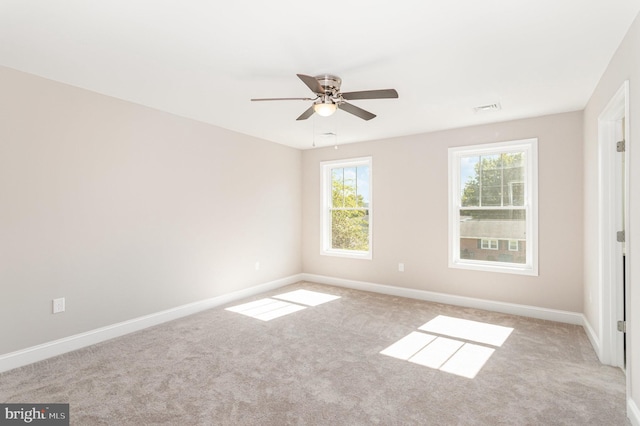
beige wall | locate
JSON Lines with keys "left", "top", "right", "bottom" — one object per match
{"left": 302, "top": 111, "right": 584, "bottom": 312}
{"left": 583, "top": 11, "right": 640, "bottom": 413}
{"left": 0, "top": 66, "right": 302, "bottom": 355}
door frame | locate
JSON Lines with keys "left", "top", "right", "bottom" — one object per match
{"left": 598, "top": 80, "right": 629, "bottom": 369}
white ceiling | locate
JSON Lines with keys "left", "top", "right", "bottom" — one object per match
{"left": 1, "top": 1, "right": 638, "bottom": 149}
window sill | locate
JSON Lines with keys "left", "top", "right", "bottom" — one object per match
{"left": 321, "top": 249, "right": 372, "bottom": 260}
{"left": 449, "top": 259, "right": 538, "bottom": 276}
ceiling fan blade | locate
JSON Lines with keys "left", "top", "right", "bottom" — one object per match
{"left": 251, "top": 97, "right": 315, "bottom": 101}
{"left": 297, "top": 74, "right": 324, "bottom": 94}
{"left": 341, "top": 89, "right": 398, "bottom": 100}
{"left": 296, "top": 106, "right": 315, "bottom": 121}
{"left": 339, "top": 102, "right": 376, "bottom": 121}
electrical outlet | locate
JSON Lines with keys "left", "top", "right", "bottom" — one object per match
{"left": 255, "top": 261, "right": 260, "bottom": 271}
{"left": 53, "top": 297, "right": 65, "bottom": 314}
{"left": 398, "top": 263, "right": 405, "bottom": 272}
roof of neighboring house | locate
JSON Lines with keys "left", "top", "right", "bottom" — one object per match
{"left": 459, "top": 220, "right": 526, "bottom": 240}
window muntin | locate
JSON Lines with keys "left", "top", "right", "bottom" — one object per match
{"left": 449, "top": 139, "right": 538, "bottom": 275}
{"left": 321, "top": 157, "right": 372, "bottom": 259}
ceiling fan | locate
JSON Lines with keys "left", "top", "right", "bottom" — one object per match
{"left": 251, "top": 74, "right": 398, "bottom": 121}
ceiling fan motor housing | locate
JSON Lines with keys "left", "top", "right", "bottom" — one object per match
{"left": 315, "top": 75, "right": 342, "bottom": 95}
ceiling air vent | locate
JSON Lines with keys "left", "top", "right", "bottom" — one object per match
{"left": 474, "top": 103, "right": 502, "bottom": 113}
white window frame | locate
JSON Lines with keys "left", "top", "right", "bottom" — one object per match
{"left": 320, "top": 157, "right": 373, "bottom": 259}
{"left": 448, "top": 139, "right": 538, "bottom": 276}
{"left": 481, "top": 239, "right": 499, "bottom": 250}
{"left": 508, "top": 240, "right": 519, "bottom": 251}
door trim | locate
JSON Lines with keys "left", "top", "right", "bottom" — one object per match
{"left": 598, "top": 80, "right": 629, "bottom": 368}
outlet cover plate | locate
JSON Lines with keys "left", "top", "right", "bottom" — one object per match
{"left": 53, "top": 297, "right": 65, "bottom": 314}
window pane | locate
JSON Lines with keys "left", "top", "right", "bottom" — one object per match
{"left": 502, "top": 152, "right": 525, "bottom": 206}
{"left": 509, "top": 181, "right": 524, "bottom": 206}
{"left": 477, "top": 154, "right": 500, "bottom": 206}
{"left": 460, "top": 156, "right": 480, "bottom": 207}
{"left": 331, "top": 168, "right": 344, "bottom": 208}
{"left": 331, "top": 209, "right": 369, "bottom": 251}
{"left": 343, "top": 167, "right": 357, "bottom": 206}
{"left": 356, "top": 166, "right": 370, "bottom": 207}
{"left": 459, "top": 209, "right": 526, "bottom": 264}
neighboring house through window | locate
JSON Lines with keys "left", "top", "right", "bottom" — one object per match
{"left": 449, "top": 139, "right": 538, "bottom": 275}
{"left": 321, "top": 157, "right": 372, "bottom": 259}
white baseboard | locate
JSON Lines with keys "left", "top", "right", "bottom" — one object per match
{"left": 0, "top": 273, "right": 594, "bottom": 374}
{"left": 629, "top": 397, "right": 640, "bottom": 426}
{"left": 301, "top": 273, "right": 584, "bottom": 325}
{"left": 0, "top": 274, "right": 302, "bottom": 373}
{"left": 581, "top": 316, "right": 603, "bottom": 362}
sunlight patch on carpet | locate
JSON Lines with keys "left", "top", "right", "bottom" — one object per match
{"left": 379, "top": 331, "right": 436, "bottom": 360}
{"left": 272, "top": 289, "right": 341, "bottom": 306}
{"left": 225, "top": 298, "right": 306, "bottom": 321}
{"left": 418, "top": 315, "right": 513, "bottom": 347}
{"left": 380, "top": 316, "right": 511, "bottom": 379}
{"left": 409, "top": 336, "right": 464, "bottom": 369}
{"left": 225, "top": 290, "right": 340, "bottom": 321}
{"left": 439, "top": 343, "right": 495, "bottom": 378}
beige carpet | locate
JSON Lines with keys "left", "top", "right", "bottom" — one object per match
{"left": 0, "top": 282, "right": 628, "bottom": 425}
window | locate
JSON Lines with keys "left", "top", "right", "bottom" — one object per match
{"left": 481, "top": 239, "right": 499, "bottom": 250}
{"left": 321, "top": 157, "right": 372, "bottom": 259}
{"left": 449, "top": 139, "right": 538, "bottom": 275}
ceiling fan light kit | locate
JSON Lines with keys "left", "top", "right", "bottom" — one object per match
{"left": 251, "top": 73, "right": 398, "bottom": 121}
{"left": 313, "top": 99, "right": 337, "bottom": 117}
